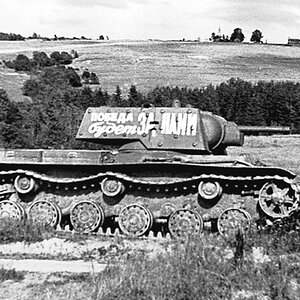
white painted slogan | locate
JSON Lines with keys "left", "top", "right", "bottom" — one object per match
{"left": 88, "top": 112, "right": 197, "bottom": 137}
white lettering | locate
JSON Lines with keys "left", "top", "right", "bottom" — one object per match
{"left": 110, "top": 113, "right": 118, "bottom": 122}
{"left": 137, "top": 112, "right": 146, "bottom": 135}
{"left": 88, "top": 122, "right": 140, "bottom": 137}
{"left": 88, "top": 111, "right": 198, "bottom": 138}
{"left": 117, "top": 113, "right": 126, "bottom": 124}
{"left": 177, "top": 113, "right": 187, "bottom": 135}
{"left": 169, "top": 113, "right": 177, "bottom": 134}
{"left": 126, "top": 113, "right": 133, "bottom": 123}
{"left": 145, "top": 112, "right": 155, "bottom": 133}
{"left": 187, "top": 114, "right": 198, "bottom": 136}
{"left": 161, "top": 113, "right": 171, "bottom": 134}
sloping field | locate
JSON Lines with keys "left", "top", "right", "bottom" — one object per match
{"left": 1, "top": 40, "right": 300, "bottom": 100}
{"left": 228, "top": 135, "right": 300, "bottom": 178}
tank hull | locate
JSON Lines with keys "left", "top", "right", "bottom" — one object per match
{"left": 0, "top": 149, "right": 298, "bottom": 238}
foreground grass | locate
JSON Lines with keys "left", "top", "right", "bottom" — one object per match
{"left": 0, "top": 268, "right": 24, "bottom": 283}
{"left": 2, "top": 219, "right": 297, "bottom": 300}
{"left": 95, "top": 226, "right": 300, "bottom": 300}
{"left": 0, "top": 219, "right": 55, "bottom": 244}
{"left": 0, "top": 212, "right": 299, "bottom": 300}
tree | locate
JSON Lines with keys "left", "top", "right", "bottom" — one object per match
{"left": 110, "top": 86, "right": 123, "bottom": 106}
{"left": 70, "top": 49, "right": 79, "bottom": 59}
{"left": 49, "top": 51, "right": 73, "bottom": 65}
{"left": 230, "top": 28, "right": 245, "bottom": 42}
{"left": 66, "top": 68, "right": 82, "bottom": 87}
{"left": 90, "top": 72, "right": 99, "bottom": 84}
{"left": 22, "top": 79, "right": 39, "bottom": 97}
{"left": 128, "top": 85, "right": 143, "bottom": 106}
{"left": 81, "top": 70, "right": 90, "bottom": 84}
{"left": 50, "top": 51, "right": 62, "bottom": 64}
{"left": 0, "top": 32, "right": 25, "bottom": 41}
{"left": 0, "top": 89, "right": 10, "bottom": 121}
{"left": 33, "top": 51, "right": 53, "bottom": 68}
{"left": 250, "top": 29, "right": 263, "bottom": 43}
{"left": 94, "top": 88, "right": 108, "bottom": 106}
{"left": 60, "top": 52, "right": 73, "bottom": 65}
{"left": 14, "top": 54, "right": 32, "bottom": 71}
{"left": 0, "top": 89, "right": 30, "bottom": 148}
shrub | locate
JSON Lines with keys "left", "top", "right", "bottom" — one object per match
{"left": 90, "top": 72, "right": 99, "bottom": 84}
{"left": 50, "top": 51, "right": 62, "bottom": 64}
{"left": 3, "top": 60, "right": 15, "bottom": 69}
{"left": 66, "top": 67, "right": 82, "bottom": 87}
{"left": 60, "top": 51, "right": 73, "bottom": 65}
{"left": 33, "top": 51, "right": 53, "bottom": 68}
{"left": 14, "top": 54, "right": 32, "bottom": 72}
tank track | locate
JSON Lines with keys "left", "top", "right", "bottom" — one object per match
{"left": 0, "top": 169, "right": 299, "bottom": 239}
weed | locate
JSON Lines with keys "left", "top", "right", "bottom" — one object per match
{"left": 233, "top": 229, "right": 245, "bottom": 269}
{"left": 95, "top": 230, "right": 299, "bottom": 300}
{"left": 0, "top": 267, "right": 25, "bottom": 283}
{"left": 0, "top": 219, "right": 54, "bottom": 244}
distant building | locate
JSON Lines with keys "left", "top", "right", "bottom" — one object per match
{"left": 288, "top": 38, "right": 300, "bottom": 45}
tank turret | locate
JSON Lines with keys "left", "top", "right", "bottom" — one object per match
{"left": 76, "top": 106, "right": 243, "bottom": 154}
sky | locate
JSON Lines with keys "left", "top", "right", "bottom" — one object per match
{"left": 1, "top": 0, "right": 300, "bottom": 43}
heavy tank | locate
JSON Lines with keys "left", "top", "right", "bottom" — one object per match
{"left": 0, "top": 104, "right": 299, "bottom": 238}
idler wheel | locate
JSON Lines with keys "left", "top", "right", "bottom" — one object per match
{"left": 101, "top": 177, "right": 124, "bottom": 197}
{"left": 28, "top": 200, "right": 62, "bottom": 227}
{"left": 259, "top": 182, "right": 298, "bottom": 219}
{"left": 14, "top": 175, "right": 36, "bottom": 194}
{"left": 198, "top": 181, "right": 222, "bottom": 200}
{"left": 0, "top": 200, "right": 24, "bottom": 223}
{"left": 70, "top": 201, "right": 104, "bottom": 233}
{"left": 217, "top": 208, "right": 251, "bottom": 237}
{"left": 118, "top": 204, "right": 153, "bottom": 237}
{"left": 168, "top": 209, "right": 203, "bottom": 239}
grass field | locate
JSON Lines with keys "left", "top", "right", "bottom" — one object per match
{"left": 0, "top": 40, "right": 299, "bottom": 299}
{"left": 1, "top": 40, "right": 300, "bottom": 100}
{"left": 228, "top": 135, "right": 300, "bottom": 177}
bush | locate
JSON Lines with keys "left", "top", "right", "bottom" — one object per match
{"left": 33, "top": 51, "right": 54, "bottom": 68}
{"left": 3, "top": 60, "right": 15, "bottom": 69}
{"left": 66, "top": 67, "right": 82, "bottom": 87}
{"left": 60, "top": 51, "right": 73, "bottom": 65}
{"left": 90, "top": 72, "right": 99, "bottom": 84}
{"left": 50, "top": 51, "right": 62, "bottom": 64}
{"left": 14, "top": 54, "right": 32, "bottom": 72}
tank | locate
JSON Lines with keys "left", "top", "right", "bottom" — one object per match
{"left": 0, "top": 105, "right": 298, "bottom": 238}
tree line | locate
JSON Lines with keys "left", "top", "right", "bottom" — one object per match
{"left": 0, "top": 31, "right": 106, "bottom": 41}
{"left": 210, "top": 28, "right": 263, "bottom": 43}
{"left": 0, "top": 32, "right": 25, "bottom": 41}
{"left": 4, "top": 51, "right": 77, "bottom": 71}
{"left": 1, "top": 59, "right": 300, "bottom": 150}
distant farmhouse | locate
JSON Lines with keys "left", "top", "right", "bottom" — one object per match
{"left": 288, "top": 38, "right": 300, "bottom": 45}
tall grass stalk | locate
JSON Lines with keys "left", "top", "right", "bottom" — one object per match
{"left": 95, "top": 230, "right": 299, "bottom": 300}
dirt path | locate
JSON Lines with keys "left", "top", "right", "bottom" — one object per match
{"left": 0, "top": 236, "right": 170, "bottom": 299}
{"left": 0, "top": 258, "right": 106, "bottom": 273}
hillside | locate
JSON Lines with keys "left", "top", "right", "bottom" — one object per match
{"left": 1, "top": 40, "right": 300, "bottom": 101}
